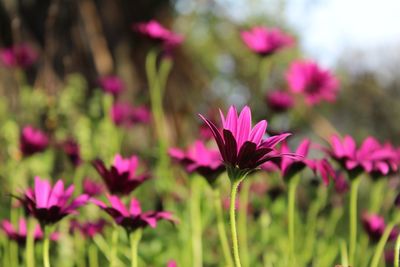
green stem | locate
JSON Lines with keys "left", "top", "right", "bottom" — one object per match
{"left": 370, "top": 222, "right": 395, "bottom": 267}
{"left": 340, "top": 239, "right": 349, "bottom": 267}
{"left": 130, "top": 229, "right": 142, "bottom": 267}
{"left": 370, "top": 179, "right": 385, "bottom": 213}
{"left": 230, "top": 179, "right": 243, "bottom": 267}
{"left": 110, "top": 227, "right": 119, "bottom": 267}
{"left": 395, "top": 234, "right": 400, "bottom": 267}
{"left": 349, "top": 177, "right": 361, "bottom": 266}
{"left": 43, "top": 227, "right": 51, "bottom": 267}
{"left": 288, "top": 175, "right": 300, "bottom": 265}
{"left": 238, "top": 181, "right": 250, "bottom": 267}
{"left": 26, "top": 218, "right": 35, "bottom": 267}
{"left": 88, "top": 243, "right": 99, "bottom": 267}
{"left": 213, "top": 188, "right": 234, "bottom": 267}
{"left": 190, "top": 177, "right": 203, "bottom": 267}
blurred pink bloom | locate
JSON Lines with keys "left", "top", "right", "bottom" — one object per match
{"left": 20, "top": 126, "right": 49, "bottom": 156}
{"left": 133, "top": 20, "right": 184, "bottom": 51}
{"left": 241, "top": 27, "right": 293, "bottom": 56}
{"left": 0, "top": 44, "right": 38, "bottom": 68}
{"left": 167, "top": 260, "right": 178, "bottom": 267}
{"left": 92, "top": 195, "right": 176, "bottom": 233}
{"left": 362, "top": 212, "right": 398, "bottom": 242}
{"left": 70, "top": 219, "right": 107, "bottom": 238}
{"left": 169, "top": 140, "right": 225, "bottom": 185}
{"left": 92, "top": 154, "right": 150, "bottom": 195}
{"left": 286, "top": 60, "right": 339, "bottom": 105}
{"left": 61, "top": 139, "right": 81, "bottom": 166}
{"left": 200, "top": 106, "right": 291, "bottom": 177}
{"left": 1, "top": 218, "right": 58, "bottom": 245}
{"left": 265, "top": 90, "right": 294, "bottom": 113}
{"left": 305, "top": 158, "right": 337, "bottom": 185}
{"left": 333, "top": 171, "right": 349, "bottom": 194}
{"left": 111, "top": 103, "right": 151, "bottom": 127}
{"left": 98, "top": 75, "right": 124, "bottom": 95}
{"left": 19, "top": 177, "right": 88, "bottom": 225}
{"left": 82, "top": 178, "right": 104, "bottom": 197}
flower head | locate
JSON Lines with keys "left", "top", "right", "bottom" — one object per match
{"left": 167, "top": 260, "right": 178, "bottom": 267}
{"left": 92, "top": 195, "right": 176, "bottom": 233}
{"left": 20, "top": 126, "right": 49, "bottom": 156}
{"left": 1, "top": 219, "right": 58, "bottom": 245}
{"left": 0, "top": 44, "right": 38, "bottom": 68}
{"left": 169, "top": 140, "right": 225, "bottom": 185}
{"left": 70, "top": 219, "right": 107, "bottom": 239}
{"left": 19, "top": 177, "right": 88, "bottom": 226}
{"left": 265, "top": 90, "right": 294, "bottom": 113}
{"left": 98, "top": 75, "right": 124, "bottom": 95}
{"left": 286, "top": 60, "right": 339, "bottom": 105}
{"left": 92, "top": 154, "right": 150, "bottom": 195}
{"left": 61, "top": 139, "right": 81, "bottom": 166}
{"left": 200, "top": 106, "right": 291, "bottom": 179}
{"left": 240, "top": 27, "right": 293, "bottom": 56}
{"left": 82, "top": 178, "right": 104, "bottom": 197}
{"left": 111, "top": 103, "right": 151, "bottom": 127}
{"left": 362, "top": 213, "right": 398, "bottom": 242}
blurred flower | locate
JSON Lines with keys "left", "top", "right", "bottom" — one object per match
{"left": 240, "top": 27, "right": 293, "bottom": 56}
{"left": 167, "top": 260, "right": 178, "bottom": 267}
{"left": 1, "top": 219, "right": 58, "bottom": 245}
{"left": 19, "top": 177, "right": 88, "bottom": 226}
{"left": 169, "top": 140, "right": 225, "bottom": 185}
{"left": 111, "top": 103, "right": 151, "bottom": 127}
{"left": 70, "top": 219, "right": 107, "bottom": 239}
{"left": 265, "top": 90, "right": 294, "bottom": 113}
{"left": 61, "top": 139, "right": 81, "bottom": 166}
{"left": 286, "top": 60, "right": 339, "bottom": 105}
{"left": 362, "top": 213, "right": 398, "bottom": 242}
{"left": 92, "top": 154, "right": 150, "bottom": 195}
{"left": 82, "top": 178, "right": 104, "bottom": 197}
{"left": 133, "top": 20, "right": 184, "bottom": 51}
{"left": 333, "top": 171, "right": 349, "bottom": 194}
{"left": 0, "top": 44, "right": 38, "bottom": 68}
{"left": 306, "top": 159, "right": 337, "bottom": 185}
{"left": 98, "top": 75, "right": 124, "bottom": 95}
{"left": 92, "top": 195, "right": 176, "bottom": 233}
{"left": 20, "top": 126, "right": 49, "bottom": 156}
{"left": 200, "top": 106, "right": 291, "bottom": 179}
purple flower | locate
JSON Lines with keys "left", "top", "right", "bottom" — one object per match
{"left": 132, "top": 20, "right": 184, "bottom": 51}
{"left": 70, "top": 219, "right": 107, "bottom": 239}
{"left": 111, "top": 103, "right": 151, "bottom": 127}
{"left": 1, "top": 219, "right": 58, "bottom": 245}
{"left": 240, "top": 27, "right": 293, "bottom": 56}
{"left": 333, "top": 171, "right": 349, "bottom": 194}
{"left": 98, "top": 75, "right": 124, "bottom": 95}
{"left": 305, "top": 159, "right": 337, "bottom": 185}
{"left": 20, "top": 126, "right": 49, "bottom": 156}
{"left": 167, "top": 260, "right": 178, "bottom": 267}
{"left": 92, "top": 195, "right": 176, "bottom": 233}
{"left": 82, "top": 178, "right": 104, "bottom": 197}
{"left": 362, "top": 213, "right": 398, "bottom": 242}
{"left": 0, "top": 44, "right": 38, "bottom": 68}
{"left": 286, "top": 60, "right": 339, "bottom": 105}
{"left": 92, "top": 154, "right": 150, "bottom": 195}
{"left": 265, "top": 90, "right": 294, "bottom": 113}
{"left": 19, "top": 176, "right": 89, "bottom": 226}
{"left": 169, "top": 140, "right": 225, "bottom": 185}
{"left": 61, "top": 139, "right": 81, "bottom": 166}
{"left": 200, "top": 106, "right": 291, "bottom": 178}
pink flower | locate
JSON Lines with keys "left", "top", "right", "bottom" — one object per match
{"left": 20, "top": 126, "right": 49, "bottom": 156}
{"left": 200, "top": 106, "right": 291, "bottom": 178}
{"left": 92, "top": 195, "right": 176, "bottom": 233}
{"left": 19, "top": 177, "right": 89, "bottom": 225}
{"left": 92, "top": 154, "right": 150, "bottom": 195}
{"left": 0, "top": 44, "right": 38, "bottom": 68}
{"left": 61, "top": 139, "right": 81, "bottom": 166}
{"left": 305, "top": 159, "right": 337, "bottom": 185}
{"left": 333, "top": 171, "right": 349, "bottom": 194}
{"left": 1, "top": 218, "right": 58, "bottom": 245}
{"left": 266, "top": 90, "right": 294, "bottom": 113}
{"left": 241, "top": 27, "right": 293, "bottom": 56}
{"left": 98, "top": 75, "right": 124, "bottom": 95}
{"left": 362, "top": 213, "right": 398, "bottom": 242}
{"left": 111, "top": 103, "right": 151, "bottom": 127}
{"left": 169, "top": 140, "right": 225, "bottom": 185}
{"left": 133, "top": 20, "right": 184, "bottom": 51}
{"left": 70, "top": 219, "right": 107, "bottom": 238}
{"left": 82, "top": 178, "right": 104, "bottom": 197}
{"left": 286, "top": 60, "right": 339, "bottom": 105}
{"left": 167, "top": 260, "right": 178, "bottom": 267}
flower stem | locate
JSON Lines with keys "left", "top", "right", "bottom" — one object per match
{"left": 43, "top": 227, "right": 51, "bottom": 267}
{"left": 339, "top": 239, "right": 349, "bottom": 267}
{"left": 395, "top": 233, "right": 400, "bottom": 267}
{"left": 26, "top": 218, "right": 35, "bottom": 267}
{"left": 370, "top": 222, "right": 395, "bottom": 267}
{"left": 88, "top": 243, "right": 98, "bottom": 267}
{"left": 130, "top": 229, "right": 142, "bottom": 267}
{"left": 238, "top": 181, "right": 250, "bottom": 267}
{"left": 110, "top": 227, "right": 119, "bottom": 267}
{"left": 349, "top": 177, "right": 361, "bottom": 266}
{"left": 288, "top": 174, "right": 300, "bottom": 265}
{"left": 213, "top": 188, "right": 234, "bottom": 267}
{"left": 190, "top": 176, "right": 203, "bottom": 267}
{"left": 230, "top": 178, "right": 243, "bottom": 267}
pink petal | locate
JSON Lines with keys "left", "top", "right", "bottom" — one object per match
{"left": 236, "top": 106, "right": 251, "bottom": 148}
{"left": 249, "top": 120, "right": 267, "bottom": 145}
{"left": 129, "top": 198, "right": 142, "bottom": 216}
{"left": 107, "top": 195, "right": 129, "bottom": 216}
{"left": 47, "top": 180, "right": 64, "bottom": 207}
{"left": 34, "top": 176, "right": 51, "bottom": 208}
